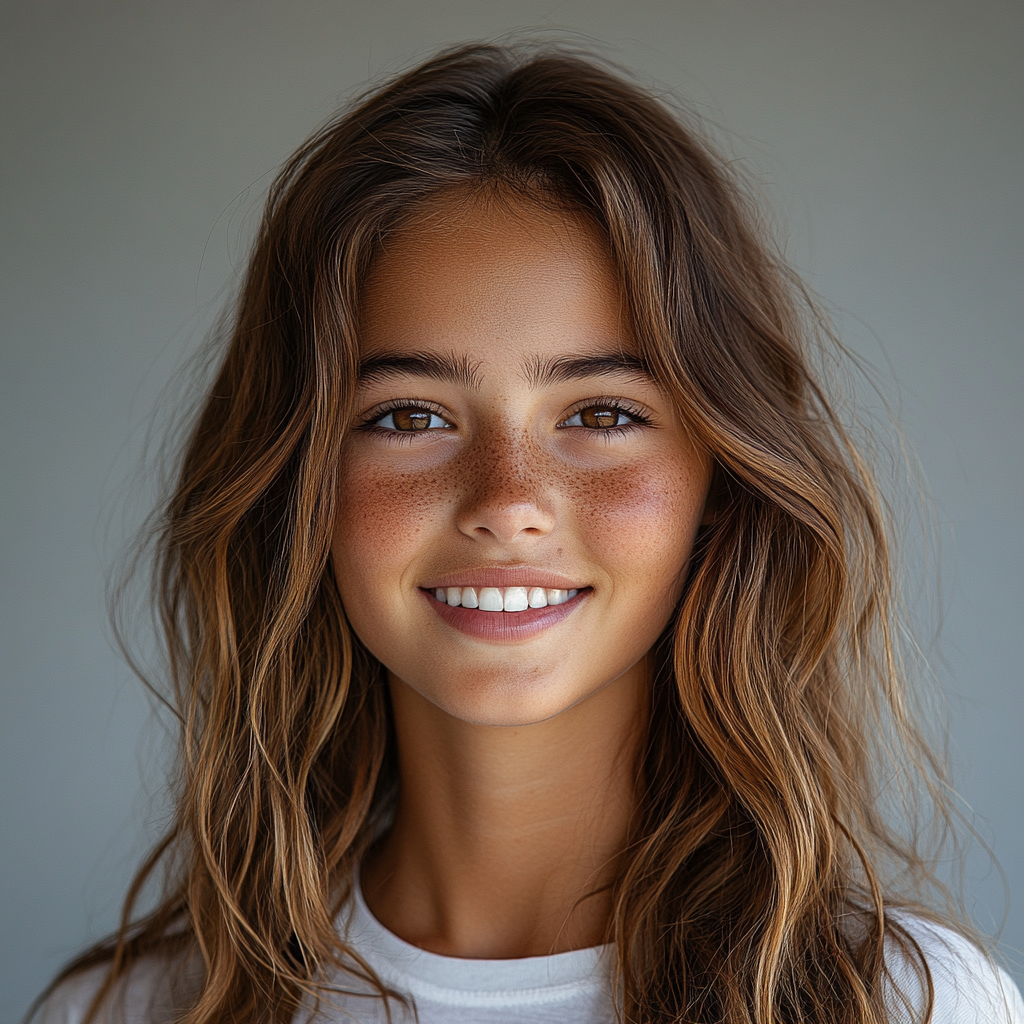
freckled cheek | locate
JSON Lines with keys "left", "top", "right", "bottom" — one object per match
{"left": 331, "top": 454, "right": 456, "bottom": 582}
{"left": 569, "top": 463, "right": 706, "bottom": 581}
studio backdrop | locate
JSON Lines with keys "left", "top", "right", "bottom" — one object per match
{"left": 1, "top": 1, "right": 1021, "bottom": 1019}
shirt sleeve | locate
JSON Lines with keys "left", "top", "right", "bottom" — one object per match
{"left": 31, "top": 967, "right": 106, "bottom": 1024}
{"left": 30, "top": 960, "right": 180, "bottom": 1024}
{"left": 885, "top": 915, "right": 1024, "bottom": 1024}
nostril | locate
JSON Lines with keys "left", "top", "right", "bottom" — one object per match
{"left": 457, "top": 494, "right": 556, "bottom": 543}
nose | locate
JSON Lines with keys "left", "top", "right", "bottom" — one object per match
{"left": 455, "top": 427, "right": 557, "bottom": 544}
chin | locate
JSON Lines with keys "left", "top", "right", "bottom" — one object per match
{"left": 409, "top": 670, "right": 592, "bottom": 728}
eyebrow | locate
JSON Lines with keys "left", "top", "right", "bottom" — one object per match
{"left": 357, "top": 351, "right": 483, "bottom": 389}
{"left": 356, "top": 349, "right": 656, "bottom": 390}
{"left": 523, "top": 353, "right": 656, "bottom": 387}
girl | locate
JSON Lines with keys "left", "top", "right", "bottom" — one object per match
{"left": 32, "top": 42, "right": 1024, "bottom": 1024}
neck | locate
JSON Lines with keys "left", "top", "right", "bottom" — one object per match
{"left": 360, "top": 662, "right": 648, "bottom": 959}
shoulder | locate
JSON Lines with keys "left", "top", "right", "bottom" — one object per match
{"left": 31, "top": 958, "right": 190, "bottom": 1024}
{"left": 884, "top": 913, "right": 1024, "bottom": 1024}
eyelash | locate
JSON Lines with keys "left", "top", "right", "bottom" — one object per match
{"left": 558, "top": 398, "right": 652, "bottom": 435}
{"left": 357, "top": 400, "right": 454, "bottom": 443}
{"left": 358, "top": 397, "right": 653, "bottom": 440}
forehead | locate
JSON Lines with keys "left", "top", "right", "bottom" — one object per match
{"left": 357, "top": 194, "right": 636, "bottom": 375}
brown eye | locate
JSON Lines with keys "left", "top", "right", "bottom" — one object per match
{"left": 579, "top": 406, "right": 622, "bottom": 429}
{"left": 393, "top": 409, "right": 432, "bottom": 431}
{"left": 559, "top": 403, "right": 647, "bottom": 432}
{"left": 374, "top": 407, "right": 450, "bottom": 431}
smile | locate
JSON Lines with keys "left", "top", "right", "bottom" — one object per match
{"left": 432, "top": 586, "right": 579, "bottom": 612}
{"left": 421, "top": 582, "right": 589, "bottom": 642}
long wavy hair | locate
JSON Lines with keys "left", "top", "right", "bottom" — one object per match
{"left": 39, "top": 42, "right": 971, "bottom": 1024}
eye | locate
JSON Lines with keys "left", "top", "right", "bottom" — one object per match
{"left": 371, "top": 405, "right": 453, "bottom": 432}
{"left": 559, "top": 403, "right": 648, "bottom": 430}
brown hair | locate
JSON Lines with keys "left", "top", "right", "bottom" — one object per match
{"left": 39, "top": 41, "right": 969, "bottom": 1023}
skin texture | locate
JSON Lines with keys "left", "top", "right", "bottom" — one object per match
{"left": 331, "top": 194, "right": 712, "bottom": 957}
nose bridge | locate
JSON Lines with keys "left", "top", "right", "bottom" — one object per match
{"left": 457, "top": 419, "right": 555, "bottom": 541}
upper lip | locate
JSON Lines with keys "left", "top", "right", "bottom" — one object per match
{"left": 420, "top": 566, "right": 587, "bottom": 591}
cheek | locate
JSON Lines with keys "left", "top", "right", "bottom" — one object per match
{"left": 571, "top": 456, "right": 707, "bottom": 582}
{"left": 332, "top": 454, "right": 447, "bottom": 580}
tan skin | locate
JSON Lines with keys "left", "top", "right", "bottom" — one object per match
{"left": 331, "top": 194, "right": 712, "bottom": 959}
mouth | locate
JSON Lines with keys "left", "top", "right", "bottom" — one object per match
{"left": 430, "top": 585, "right": 579, "bottom": 611}
{"left": 419, "top": 582, "right": 590, "bottom": 642}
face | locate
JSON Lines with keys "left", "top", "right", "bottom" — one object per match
{"left": 331, "top": 195, "right": 712, "bottom": 727}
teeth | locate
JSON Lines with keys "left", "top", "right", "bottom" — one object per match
{"left": 431, "top": 586, "right": 581, "bottom": 612}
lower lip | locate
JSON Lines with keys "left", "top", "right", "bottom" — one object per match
{"left": 423, "top": 589, "right": 589, "bottom": 642}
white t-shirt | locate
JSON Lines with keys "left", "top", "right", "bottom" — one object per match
{"left": 34, "top": 883, "right": 1024, "bottom": 1024}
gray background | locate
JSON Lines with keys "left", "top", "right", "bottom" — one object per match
{"left": 1, "top": 1, "right": 1021, "bottom": 1018}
